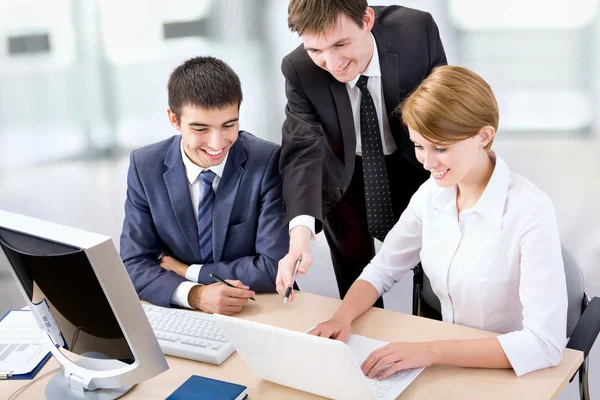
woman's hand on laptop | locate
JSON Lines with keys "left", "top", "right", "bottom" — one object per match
{"left": 361, "top": 342, "right": 435, "bottom": 380}
{"left": 307, "top": 315, "right": 352, "bottom": 342}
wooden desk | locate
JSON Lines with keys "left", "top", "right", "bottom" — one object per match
{"left": 1, "top": 293, "right": 583, "bottom": 399}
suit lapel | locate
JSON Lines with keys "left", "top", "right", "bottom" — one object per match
{"left": 328, "top": 21, "right": 401, "bottom": 178}
{"left": 212, "top": 139, "right": 246, "bottom": 263}
{"left": 329, "top": 81, "right": 357, "bottom": 183}
{"left": 372, "top": 22, "right": 401, "bottom": 119}
{"left": 163, "top": 137, "right": 202, "bottom": 260}
{"left": 381, "top": 52, "right": 400, "bottom": 119}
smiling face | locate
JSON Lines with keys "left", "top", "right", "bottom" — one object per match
{"left": 409, "top": 128, "right": 488, "bottom": 188}
{"left": 168, "top": 104, "right": 239, "bottom": 168}
{"left": 300, "top": 9, "right": 375, "bottom": 83}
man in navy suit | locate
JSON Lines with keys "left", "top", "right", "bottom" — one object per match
{"left": 120, "top": 56, "right": 288, "bottom": 315}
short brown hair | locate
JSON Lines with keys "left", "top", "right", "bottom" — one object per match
{"left": 168, "top": 56, "right": 242, "bottom": 123}
{"left": 400, "top": 65, "right": 499, "bottom": 150}
{"left": 287, "top": 0, "right": 368, "bottom": 36}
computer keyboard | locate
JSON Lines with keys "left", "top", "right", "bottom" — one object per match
{"left": 366, "top": 369, "right": 411, "bottom": 399}
{"left": 142, "top": 304, "right": 235, "bottom": 365}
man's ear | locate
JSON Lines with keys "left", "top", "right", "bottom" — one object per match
{"left": 167, "top": 108, "right": 181, "bottom": 131}
{"left": 363, "top": 7, "right": 376, "bottom": 31}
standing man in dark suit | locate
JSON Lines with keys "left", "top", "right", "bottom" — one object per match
{"left": 276, "top": 1, "right": 447, "bottom": 306}
{"left": 120, "top": 56, "right": 288, "bottom": 315}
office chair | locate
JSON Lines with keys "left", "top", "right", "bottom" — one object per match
{"left": 411, "top": 248, "right": 600, "bottom": 400}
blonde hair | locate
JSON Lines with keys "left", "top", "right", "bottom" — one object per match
{"left": 400, "top": 65, "right": 499, "bottom": 150}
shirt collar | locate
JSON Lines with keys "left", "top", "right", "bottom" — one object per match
{"left": 432, "top": 151, "right": 510, "bottom": 229}
{"left": 180, "top": 138, "right": 229, "bottom": 185}
{"left": 471, "top": 151, "right": 509, "bottom": 228}
{"left": 432, "top": 183, "right": 457, "bottom": 213}
{"left": 347, "top": 33, "right": 381, "bottom": 89}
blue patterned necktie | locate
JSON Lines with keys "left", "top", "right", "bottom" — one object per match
{"left": 356, "top": 75, "right": 395, "bottom": 241}
{"left": 197, "top": 170, "right": 216, "bottom": 263}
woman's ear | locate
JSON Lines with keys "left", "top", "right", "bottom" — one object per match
{"left": 478, "top": 126, "right": 496, "bottom": 148}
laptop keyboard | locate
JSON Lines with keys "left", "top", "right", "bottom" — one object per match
{"left": 366, "top": 369, "right": 411, "bottom": 398}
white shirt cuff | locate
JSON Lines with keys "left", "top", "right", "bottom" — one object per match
{"left": 185, "top": 264, "right": 203, "bottom": 282}
{"left": 170, "top": 281, "right": 201, "bottom": 308}
{"left": 356, "top": 264, "right": 388, "bottom": 297}
{"left": 496, "top": 329, "right": 565, "bottom": 377}
{"left": 289, "top": 215, "right": 316, "bottom": 239}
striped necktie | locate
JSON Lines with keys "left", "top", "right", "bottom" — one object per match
{"left": 197, "top": 170, "right": 216, "bottom": 263}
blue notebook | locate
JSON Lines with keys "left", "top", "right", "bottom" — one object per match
{"left": 166, "top": 375, "right": 248, "bottom": 400}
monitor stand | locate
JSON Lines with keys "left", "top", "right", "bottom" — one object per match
{"left": 45, "top": 358, "right": 134, "bottom": 400}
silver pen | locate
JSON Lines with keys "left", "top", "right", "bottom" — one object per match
{"left": 0, "top": 371, "right": 13, "bottom": 379}
{"left": 283, "top": 257, "right": 302, "bottom": 304}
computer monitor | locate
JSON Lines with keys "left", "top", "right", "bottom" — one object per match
{"left": 0, "top": 210, "right": 168, "bottom": 400}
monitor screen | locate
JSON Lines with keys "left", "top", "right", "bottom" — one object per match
{"left": 0, "top": 227, "right": 135, "bottom": 365}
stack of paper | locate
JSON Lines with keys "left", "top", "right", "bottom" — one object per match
{"left": 0, "top": 310, "right": 52, "bottom": 379}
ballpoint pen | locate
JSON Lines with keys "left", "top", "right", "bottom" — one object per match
{"left": 283, "top": 257, "right": 302, "bottom": 304}
{"left": 0, "top": 371, "right": 12, "bottom": 379}
{"left": 209, "top": 273, "right": 256, "bottom": 301}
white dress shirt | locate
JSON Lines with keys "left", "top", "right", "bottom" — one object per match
{"left": 347, "top": 33, "right": 397, "bottom": 156}
{"left": 358, "top": 152, "right": 568, "bottom": 376}
{"left": 290, "top": 33, "right": 397, "bottom": 235}
{"left": 170, "top": 140, "right": 229, "bottom": 308}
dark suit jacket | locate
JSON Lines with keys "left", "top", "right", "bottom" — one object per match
{"left": 120, "top": 131, "right": 289, "bottom": 307}
{"left": 280, "top": 6, "right": 447, "bottom": 233}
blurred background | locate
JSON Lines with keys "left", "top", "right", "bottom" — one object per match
{"left": 0, "top": 1, "right": 598, "bottom": 398}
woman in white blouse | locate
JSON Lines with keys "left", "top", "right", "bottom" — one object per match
{"left": 308, "top": 65, "right": 568, "bottom": 378}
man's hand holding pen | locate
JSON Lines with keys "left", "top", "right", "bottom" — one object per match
{"left": 276, "top": 226, "right": 314, "bottom": 303}
{"left": 188, "top": 277, "right": 255, "bottom": 315}
{"left": 283, "top": 257, "right": 302, "bottom": 304}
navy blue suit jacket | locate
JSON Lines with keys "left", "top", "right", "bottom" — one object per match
{"left": 120, "top": 131, "right": 288, "bottom": 307}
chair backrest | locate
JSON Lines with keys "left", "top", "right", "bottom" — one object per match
{"left": 421, "top": 273, "right": 440, "bottom": 315}
{"left": 563, "top": 248, "right": 585, "bottom": 337}
{"left": 420, "top": 246, "right": 584, "bottom": 337}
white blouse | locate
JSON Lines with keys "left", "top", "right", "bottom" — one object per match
{"left": 358, "top": 152, "right": 568, "bottom": 376}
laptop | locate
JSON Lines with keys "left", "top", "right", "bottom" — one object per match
{"left": 213, "top": 314, "right": 424, "bottom": 400}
